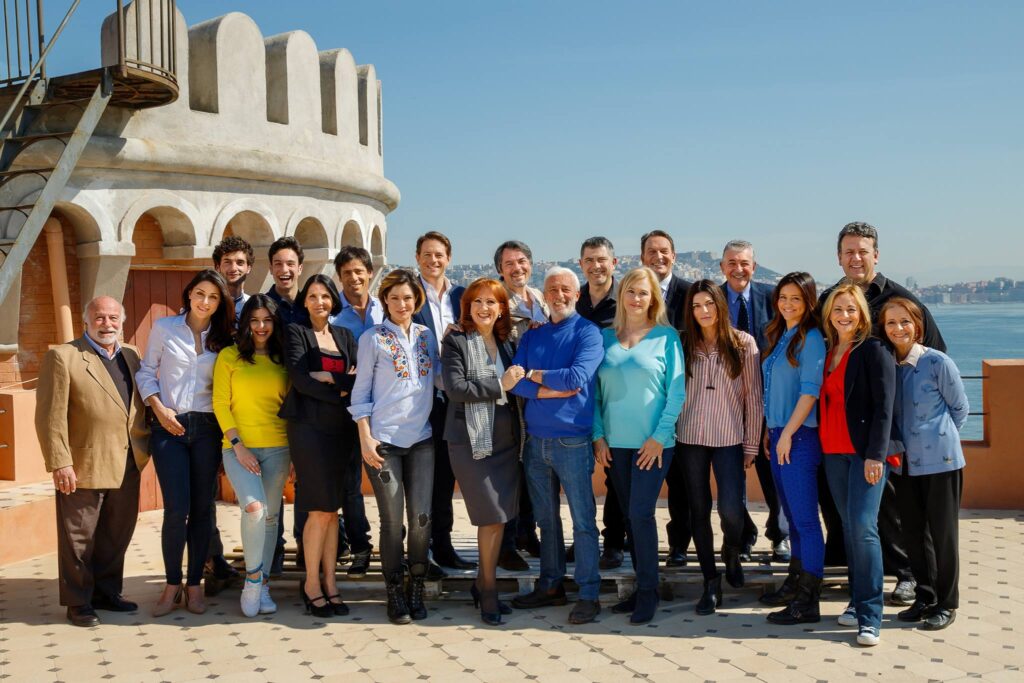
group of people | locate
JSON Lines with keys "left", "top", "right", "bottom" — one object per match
{"left": 35, "top": 221, "right": 968, "bottom": 648}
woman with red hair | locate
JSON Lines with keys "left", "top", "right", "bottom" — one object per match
{"left": 441, "top": 278, "right": 527, "bottom": 625}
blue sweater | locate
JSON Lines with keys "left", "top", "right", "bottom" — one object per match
{"left": 510, "top": 312, "right": 604, "bottom": 438}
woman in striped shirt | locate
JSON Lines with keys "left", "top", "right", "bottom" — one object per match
{"left": 677, "top": 280, "right": 764, "bottom": 615}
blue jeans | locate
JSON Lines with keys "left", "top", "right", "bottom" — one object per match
{"left": 824, "top": 454, "right": 888, "bottom": 630}
{"left": 150, "top": 412, "right": 223, "bottom": 585}
{"left": 769, "top": 426, "right": 825, "bottom": 578}
{"left": 679, "top": 443, "right": 746, "bottom": 580}
{"left": 608, "top": 446, "right": 673, "bottom": 592}
{"left": 523, "top": 435, "right": 600, "bottom": 600}
{"left": 222, "top": 446, "right": 292, "bottom": 577}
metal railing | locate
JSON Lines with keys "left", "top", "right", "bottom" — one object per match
{"left": 115, "top": 0, "right": 176, "bottom": 84}
{"left": 1, "top": 0, "right": 46, "bottom": 87}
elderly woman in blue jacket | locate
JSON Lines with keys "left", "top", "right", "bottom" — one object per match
{"left": 881, "top": 297, "right": 968, "bottom": 633}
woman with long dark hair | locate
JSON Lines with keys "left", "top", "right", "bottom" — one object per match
{"left": 819, "top": 282, "right": 897, "bottom": 646}
{"left": 441, "top": 278, "right": 524, "bottom": 625}
{"left": 882, "top": 296, "right": 968, "bottom": 632}
{"left": 138, "top": 269, "right": 235, "bottom": 616}
{"left": 349, "top": 269, "right": 440, "bottom": 625}
{"left": 213, "top": 295, "right": 291, "bottom": 618}
{"left": 759, "top": 272, "right": 827, "bottom": 626}
{"left": 279, "top": 274, "right": 359, "bottom": 618}
{"left": 677, "top": 280, "right": 763, "bottom": 615}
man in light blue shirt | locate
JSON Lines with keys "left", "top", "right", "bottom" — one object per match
{"left": 330, "top": 246, "right": 383, "bottom": 342}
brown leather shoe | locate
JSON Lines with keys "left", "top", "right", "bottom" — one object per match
{"left": 152, "top": 584, "right": 183, "bottom": 617}
{"left": 67, "top": 605, "right": 100, "bottom": 627}
{"left": 184, "top": 584, "right": 207, "bottom": 614}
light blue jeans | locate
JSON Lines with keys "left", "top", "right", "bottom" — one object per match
{"left": 222, "top": 446, "right": 291, "bottom": 577}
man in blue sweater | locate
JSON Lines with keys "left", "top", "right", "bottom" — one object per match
{"left": 508, "top": 266, "right": 605, "bottom": 624}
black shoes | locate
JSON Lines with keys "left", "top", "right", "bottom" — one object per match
{"left": 760, "top": 558, "right": 802, "bottom": 606}
{"left": 301, "top": 585, "right": 334, "bottom": 618}
{"left": 665, "top": 547, "right": 687, "bottom": 567}
{"left": 497, "top": 547, "right": 530, "bottom": 571}
{"left": 923, "top": 608, "right": 956, "bottom": 630}
{"left": 407, "top": 570, "right": 428, "bottom": 621}
{"left": 385, "top": 572, "right": 412, "bottom": 625}
{"left": 347, "top": 548, "right": 372, "bottom": 579}
{"left": 568, "top": 599, "right": 601, "bottom": 625}
{"left": 471, "top": 583, "right": 512, "bottom": 615}
{"left": 611, "top": 592, "right": 637, "bottom": 614}
{"left": 92, "top": 593, "right": 137, "bottom": 612}
{"left": 629, "top": 590, "right": 658, "bottom": 625}
{"left": 433, "top": 545, "right": 478, "bottom": 570}
{"left": 67, "top": 605, "right": 100, "bottom": 627}
{"left": 890, "top": 579, "right": 917, "bottom": 606}
{"left": 516, "top": 532, "right": 541, "bottom": 558}
{"left": 511, "top": 584, "right": 568, "bottom": 609}
{"left": 599, "top": 547, "right": 624, "bottom": 570}
{"left": 696, "top": 575, "right": 723, "bottom": 616}
{"left": 772, "top": 539, "right": 792, "bottom": 563}
{"left": 767, "top": 572, "right": 821, "bottom": 625}
{"left": 722, "top": 546, "right": 745, "bottom": 588}
{"left": 898, "top": 599, "right": 937, "bottom": 622}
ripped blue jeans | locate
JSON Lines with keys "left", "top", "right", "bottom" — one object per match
{"left": 222, "top": 446, "right": 291, "bottom": 577}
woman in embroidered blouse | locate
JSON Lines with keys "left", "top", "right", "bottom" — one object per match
{"left": 592, "top": 267, "right": 686, "bottom": 625}
{"left": 818, "top": 282, "right": 896, "bottom": 647}
{"left": 881, "top": 297, "right": 968, "bottom": 632}
{"left": 280, "top": 274, "right": 359, "bottom": 618}
{"left": 677, "top": 279, "right": 763, "bottom": 615}
{"left": 349, "top": 269, "right": 441, "bottom": 625}
{"left": 759, "top": 272, "right": 827, "bottom": 627}
{"left": 137, "top": 269, "right": 235, "bottom": 617}
{"left": 441, "top": 278, "right": 525, "bottom": 625}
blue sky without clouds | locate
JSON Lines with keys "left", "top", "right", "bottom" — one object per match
{"left": 37, "top": 1, "right": 1024, "bottom": 285}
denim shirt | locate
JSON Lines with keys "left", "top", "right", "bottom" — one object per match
{"left": 895, "top": 345, "right": 968, "bottom": 476}
{"left": 329, "top": 291, "right": 384, "bottom": 344}
{"left": 136, "top": 314, "right": 217, "bottom": 414}
{"left": 348, "top": 319, "right": 440, "bottom": 448}
{"left": 762, "top": 326, "right": 826, "bottom": 430}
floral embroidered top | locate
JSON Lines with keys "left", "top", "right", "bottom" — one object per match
{"left": 349, "top": 318, "right": 441, "bottom": 448}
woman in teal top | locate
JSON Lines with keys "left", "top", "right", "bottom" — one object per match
{"left": 593, "top": 267, "right": 686, "bottom": 625}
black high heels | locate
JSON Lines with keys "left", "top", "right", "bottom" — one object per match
{"left": 470, "top": 583, "right": 511, "bottom": 615}
{"left": 301, "top": 585, "right": 334, "bottom": 618}
{"left": 472, "top": 584, "right": 504, "bottom": 625}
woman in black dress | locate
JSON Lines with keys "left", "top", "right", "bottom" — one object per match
{"left": 280, "top": 274, "right": 358, "bottom": 617}
{"left": 441, "top": 278, "right": 524, "bottom": 625}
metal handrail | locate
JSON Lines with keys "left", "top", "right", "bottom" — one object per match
{"left": 115, "top": 0, "right": 176, "bottom": 83}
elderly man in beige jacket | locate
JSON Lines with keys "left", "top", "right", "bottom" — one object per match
{"left": 35, "top": 296, "right": 150, "bottom": 626}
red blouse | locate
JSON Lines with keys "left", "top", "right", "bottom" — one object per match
{"left": 320, "top": 352, "right": 348, "bottom": 374}
{"left": 819, "top": 347, "right": 856, "bottom": 455}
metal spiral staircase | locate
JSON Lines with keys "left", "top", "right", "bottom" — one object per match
{"left": 0, "top": 0, "right": 178, "bottom": 304}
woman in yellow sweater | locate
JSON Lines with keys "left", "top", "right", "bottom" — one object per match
{"left": 213, "top": 295, "right": 291, "bottom": 618}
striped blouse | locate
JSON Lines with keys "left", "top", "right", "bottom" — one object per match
{"left": 676, "top": 330, "right": 764, "bottom": 457}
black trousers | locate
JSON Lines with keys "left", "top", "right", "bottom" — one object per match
{"left": 742, "top": 451, "right": 789, "bottom": 547}
{"left": 601, "top": 466, "right": 627, "bottom": 550}
{"left": 429, "top": 395, "right": 457, "bottom": 550}
{"left": 818, "top": 464, "right": 914, "bottom": 581}
{"left": 894, "top": 469, "right": 962, "bottom": 610}
{"left": 664, "top": 440, "right": 692, "bottom": 551}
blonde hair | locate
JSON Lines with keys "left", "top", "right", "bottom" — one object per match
{"left": 612, "top": 267, "right": 668, "bottom": 333}
{"left": 821, "top": 280, "right": 872, "bottom": 349}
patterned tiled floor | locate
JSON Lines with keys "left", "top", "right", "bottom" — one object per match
{"left": 1, "top": 499, "right": 1022, "bottom": 682}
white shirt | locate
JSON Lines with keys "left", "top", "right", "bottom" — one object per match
{"left": 136, "top": 314, "right": 217, "bottom": 414}
{"left": 658, "top": 273, "right": 672, "bottom": 300}
{"left": 421, "top": 275, "right": 456, "bottom": 339}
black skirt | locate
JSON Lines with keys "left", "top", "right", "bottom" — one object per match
{"left": 448, "top": 403, "right": 520, "bottom": 526}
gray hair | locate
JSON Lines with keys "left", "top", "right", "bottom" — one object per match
{"left": 543, "top": 266, "right": 580, "bottom": 291}
{"left": 579, "top": 236, "right": 615, "bottom": 258}
{"left": 837, "top": 221, "right": 879, "bottom": 253}
{"left": 722, "top": 240, "right": 754, "bottom": 260}
{"left": 82, "top": 297, "right": 127, "bottom": 324}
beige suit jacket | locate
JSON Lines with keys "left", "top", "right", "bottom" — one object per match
{"left": 35, "top": 337, "right": 151, "bottom": 489}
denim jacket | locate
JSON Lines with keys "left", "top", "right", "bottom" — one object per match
{"left": 895, "top": 345, "right": 968, "bottom": 476}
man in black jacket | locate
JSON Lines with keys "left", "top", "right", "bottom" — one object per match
{"left": 640, "top": 230, "right": 692, "bottom": 566}
{"left": 818, "top": 221, "right": 944, "bottom": 605}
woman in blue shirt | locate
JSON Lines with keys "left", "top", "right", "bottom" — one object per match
{"left": 593, "top": 267, "right": 686, "bottom": 625}
{"left": 137, "top": 270, "right": 235, "bottom": 616}
{"left": 882, "top": 297, "right": 968, "bottom": 632}
{"left": 349, "top": 269, "right": 440, "bottom": 625}
{"left": 759, "top": 272, "right": 827, "bottom": 626}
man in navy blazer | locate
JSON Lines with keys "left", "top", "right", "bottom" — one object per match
{"left": 718, "top": 240, "right": 791, "bottom": 563}
{"left": 640, "top": 230, "right": 692, "bottom": 566}
{"left": 411, "top": 231, "right": 473, "bottom": 573}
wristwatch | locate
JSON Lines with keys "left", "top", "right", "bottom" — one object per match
{"left": 526, "top": 369, "right": 535, "bottom": 380}
{"left": 230, "top": 436, "right": 242, "bottom": 447}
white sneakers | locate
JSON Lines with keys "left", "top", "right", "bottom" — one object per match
{"left": 259, "top": 583, "right": 277, "bottom": 614}
{"left": 857, "top": 626, "right": 880, "bottom": 646}
{"left": 240, "top": 579, "right": 262, "bottom": 618}
{"left": 838, "top": 603, "right": 858, "bottom": 627}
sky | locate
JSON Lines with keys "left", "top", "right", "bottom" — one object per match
{"left": 36, "top": 1, "right": 1024, "bottom": 286}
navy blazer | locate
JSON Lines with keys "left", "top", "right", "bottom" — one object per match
{"left": 720, "top": 281, "right": 774, "bottom": 353}
{"left": 413, "top": 281, "right": 466, "bottom": 342}
{"left": 664, "top": 274, "right": 693, "bottom": 331}
{"left": 823, "top": 337, "right": 897, "bottom": 462}
{"left": 278, "top": 323, "right": 359, "bottom": 433}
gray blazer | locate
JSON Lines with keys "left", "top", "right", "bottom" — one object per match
{"left": 440, "top": 330, "right": 524, "bottom": 456}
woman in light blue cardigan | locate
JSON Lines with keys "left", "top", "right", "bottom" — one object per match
{"left": 881, "top": 297, "right": 968, "bottom": 633}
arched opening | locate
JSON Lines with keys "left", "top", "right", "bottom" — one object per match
{"left": 340, "top": 220, "right": 363, "bottom": 248}
{"left": 369, "top": 224, "right": 384, "bottom": 270}
{"left": 294, "top": 217, "right": 328, "bottom": 249}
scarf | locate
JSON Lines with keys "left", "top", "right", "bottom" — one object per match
{"left": 464, "top": 331, "right": 497, "bottom": 459}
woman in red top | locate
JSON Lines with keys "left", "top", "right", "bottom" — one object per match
{"left": 819, "top": 282, "right": 897, "bottom": 647}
